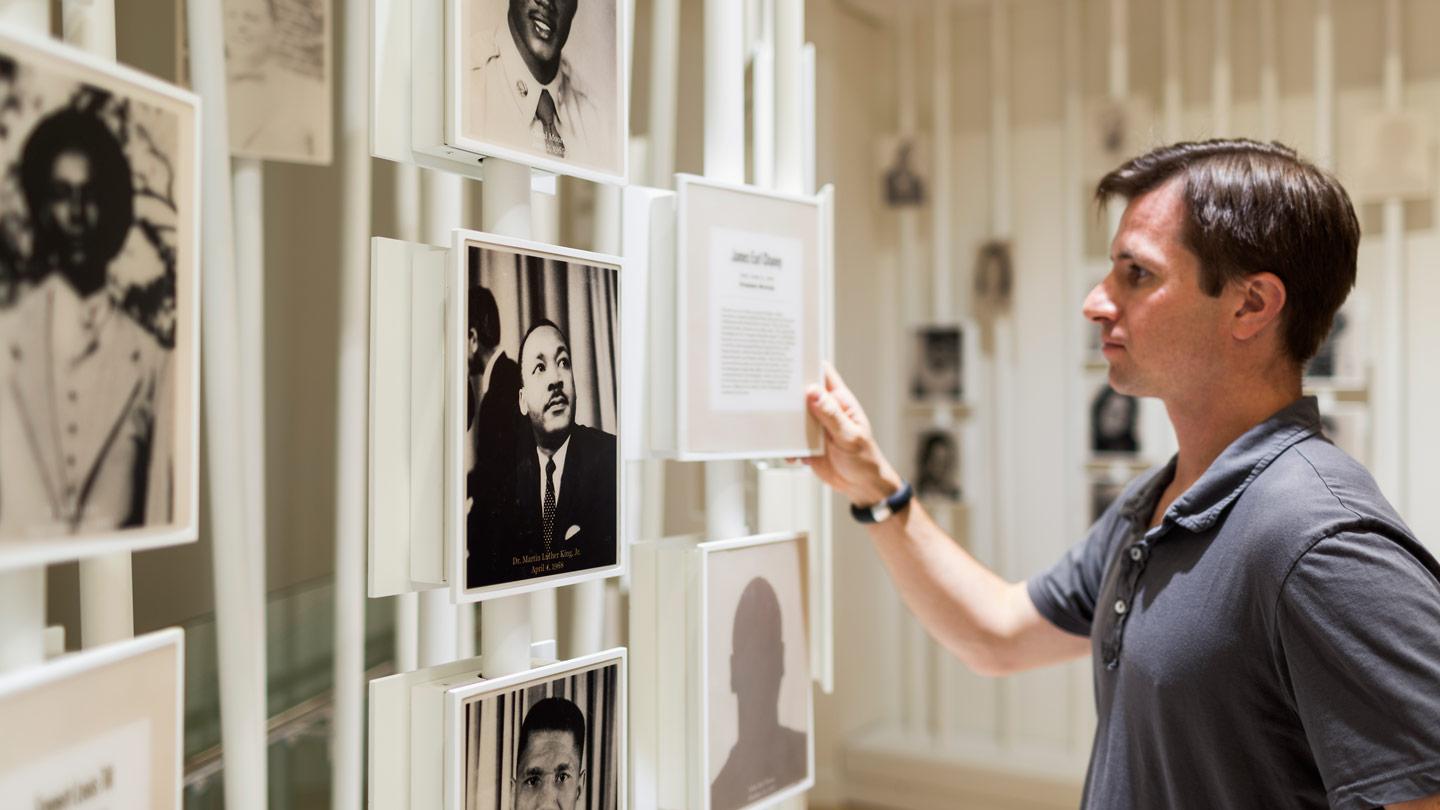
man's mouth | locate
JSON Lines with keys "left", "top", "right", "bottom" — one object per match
{"left": 529, "top": 12, "right": 555, "bottom": 40}
{"left": 546, "top": 393, "right": 568, "bottom": 413}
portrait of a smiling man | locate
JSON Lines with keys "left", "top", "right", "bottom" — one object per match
{"left": 464, "top": 0, "right": 621, "bottom": 174}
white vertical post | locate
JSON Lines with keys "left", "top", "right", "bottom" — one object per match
{"left": 63, "top": 0, "right": 135, "bottom": 650}
{"left": 393, "top": 160, "right": 422, "bottom": 674}
{"left": 894, "top": 2, "right": 926, "bottom": 740}
{"left": 647, "top": 0, "right": 680, "bottom": 187}
{"left": 418, "top": 168, "right": 465, "bottom": 668}
{"left": 0, "top": 0, "right": 48, "bottom": 673}
{"left": 1109, "top": 0, "right": 1128, "bottom": 101}
{"left": 332, "top": 0, "right": 372, "bottom": 805}
{"left": 187, "top": 1, "right": 269, "bottom": 807}
{"left": 232, "top": 156, "right": 268, "bottom": 648}
{"left": 528, "top": 184, "right": 561, "bottom": 653}
{"left": 751, "top": 0, "right": 775, "bottom": 188}
{"left": 479, "top": 158, "right": 535, "bottom": 678}
{"left": 703, "top": 0, "right": 750, "bottom": 543}
{"left": 1211, "top": 0, "right": 1231, "bottom": 135}
{"left": 774, "top": 0, "right": 803, "bottom": 195}
{"left": 1313, "top": 0, "right": 1334, "bottom": 170}
{"left": 1377, "top": 0, "right": 1406, "bottom": 510}
{"left": 1258, "top": 0, "right": 1279, "bottom": 141}
{"left": 1162, "top": 0, "right": 1181, "bottom": 142}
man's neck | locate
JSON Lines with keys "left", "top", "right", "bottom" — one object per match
{"left": 536, "top": 428, "right": 571, "bottom": 459}
{"left": 1162, "top": 372, "right": 1303, "bottom": 493}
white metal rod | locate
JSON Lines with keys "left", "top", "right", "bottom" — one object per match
{"left": 646, "top": 0, "right": 680, "bottom": 187}
{"left": 559, "top": 579, "right": 605, "bottom": 658}
{"left": 774, "top": 0, "right": 803, "bottom": 194}
{"left": 479, "top": 157, "right": 535, "bottom": 677}
{"left": 0, "top": 569, "right": 45, "bottom": 673}
{"left": 392, "top": 160, "right": 421, "bottom": 674}
{"left": 1162, "top": 0, "right": 1181, "bottom": 141}
{"left": 751, "top": 0, "right": 775, "bottom": 188}
{"left": 1378, "top": 0, "right": 1406, "bottom": 510}
{"left": 187, "top": 1, "right": 269, "bottom": 807}
{"left": 705, "top": 0, "right": 745, "bottom": 182}
{"left": 331, "top": 1, "right": 372, "bottom": 805}
{"left": 233, "top": 156, "right": 268, "bottom": 655}
{"left": 1313, "top": 0, "right": 1334, "bottom": 169}
{"left": 1108, "top": 0, "right": 1128, "bottom": 100}
{"left": 931, "top": 2, "right": 953, "bottom": 322}
{"left": 418, "top": 587, "right": 458, "bottom": 667}
{"left": 63, "top": 0, "right": 135, "bottom": 650}
{"left": 1259, "top": 0, "right": 1278, "bottom": 140}
{"left": 1212, "top": 0, "right": 1231, "bottom": 135}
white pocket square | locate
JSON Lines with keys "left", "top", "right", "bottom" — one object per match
{"left": 564, "top": 525, "right": 581, "bottom": 541}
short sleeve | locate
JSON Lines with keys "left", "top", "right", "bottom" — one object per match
{"left": 1027, "top": 515, "right": 1122, "bottom": 638}
{"left": 1275, "top": 531, "right": 1440, "bottom": 810}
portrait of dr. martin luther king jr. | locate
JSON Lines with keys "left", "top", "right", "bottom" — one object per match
{"left": 470, "top": 316, "right": 617, "bottom": 588}
{"left": 465, "top": 0, "right": 621, "bottom": 173}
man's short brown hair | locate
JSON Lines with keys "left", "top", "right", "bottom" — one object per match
{"left": 1095, "top": 139, "right": 1360, "bottom": 367}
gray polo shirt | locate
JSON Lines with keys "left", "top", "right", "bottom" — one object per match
{"left": 1029, "top": 397, "right": 1440, "bottom": 809}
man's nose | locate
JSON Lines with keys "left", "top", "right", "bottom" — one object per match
{"left": 1082, "top": 279, "right": 1116, "bottom": 324}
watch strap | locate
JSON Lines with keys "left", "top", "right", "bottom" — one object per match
{"left": 850, "top": 480, "right": 913, "bottom": 524}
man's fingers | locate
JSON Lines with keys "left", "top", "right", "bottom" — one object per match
{"left": 823, "top": 361, "right": 846, "bottom": 394}
{"left": 807, "top": 385, "right": 863, "bottom": 450}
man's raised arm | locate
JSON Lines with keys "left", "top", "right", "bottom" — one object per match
{"left": 803, "top": 364, "right": 1090, "bottom": 676}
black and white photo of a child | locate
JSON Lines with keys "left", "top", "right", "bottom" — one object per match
{"left": 882, "top": 139, "right": 925, "bottom": 207}
{"left": 1090, "top": 384, "right": 1139, "bottom": 455}
{"left": 910, "top": 326, "right": 962, "bottom": 401}
{"left": 914, "top": 429, "right": 961, "bottom": 502}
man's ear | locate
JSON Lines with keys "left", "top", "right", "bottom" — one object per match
{"left": 518, "top": 387, "right": 528, "bottom": 417}
{"left": 1231, "top": 272, "right": 1287, "bottom": 343}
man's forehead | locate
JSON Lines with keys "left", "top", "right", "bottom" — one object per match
{"left": 521, "top": 325, "right": 569, "bottom": 360}
{"left": 1111, "top": 179, "right": 1190, "bottom": 264}
{"left": 520, "top": 729, "right": 580, "bottom": 765}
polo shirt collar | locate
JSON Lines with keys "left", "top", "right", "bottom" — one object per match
{"left": 1123, "top": 396, "right": 1322, "bottom": 534}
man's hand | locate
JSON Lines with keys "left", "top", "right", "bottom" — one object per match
{"left": 803, "top": 363, "right": 905, "bottom": 506}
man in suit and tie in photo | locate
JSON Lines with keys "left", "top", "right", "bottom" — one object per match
{"left": 0, "top": 107, "right": 172, "bottom": 537}
{"left": 466, "top": 283, "right": 523, "bottom": 588}
{"left": 509, "top": 318, "right": 615, "bottom": 579}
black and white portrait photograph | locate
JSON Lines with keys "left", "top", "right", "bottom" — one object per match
{"left": 1090, "top": 477, "right": 1127, "bottom": 525}
{"left": 223, "top": 0, "right": 332, "bottom": 164}
{"left": 910, "top": 325, "right": 963, "bottom": 401}
{"left": 0, "top": 31, "right": 197, "bottom": 555}
{"left": 460, "top": 0, "right": 625, "bottom": 180}
{"left": 876, "top": 134, "right": 927, "bottom": 208}
{"left": 701, "top": 533, "right": 812, "bottom": 810}
{"left": 1090, "top": 383, "right": 1140, "bottom": 456}
{"left": 1305, "top": 305, "right": 1365, "bottom": 388}
{"left": 972, "top": 239, "right": 1013, "bottom": 316}
{"left": 913, "top": 427, "right": 962, "bottom": 503}
{"left": 460, "top": 236, "right": 620, "bottom": 597}
{"left": 459, "top": 653, "right": 623, "bottom": 810}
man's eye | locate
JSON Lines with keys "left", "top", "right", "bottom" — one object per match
{"left": 523, "top": 776, "right": 541, "bottom": 788}
{"left": 559, "top": 356, "right": 570, "bottom": 369}
{"left": 1126, "top": 265, "right": 1150, "bottom": 284}
{"left": 556, "top": 772, "right": 570, "bottom": 784}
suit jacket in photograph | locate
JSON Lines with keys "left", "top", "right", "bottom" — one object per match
{"left": 0, "top": 278, "right": 173, "bottom": 538}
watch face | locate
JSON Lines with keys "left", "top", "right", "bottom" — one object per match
{"left": 872, "top": 504, "right": 892, "bottom": 523}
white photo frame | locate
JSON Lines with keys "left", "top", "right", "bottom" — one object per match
{"left": 669, "top": 174, "right": 831, "bottom": 461}
{"left": 411, "top": 0, "right": 628, "bottom": 184}
{"left": 694, "top": 532, "right": 814, "bottom": 810}
{"left": 423, "top": 649, "right": 627, "bottom": 810}
{"left": 447, "top": 229, "right": 625, "bottom": 603}
{"left": 0, "top": 628, "right": 184, "bottom": 809}
{"left": 0, "top": 25, "right": 201, "bottom": 571}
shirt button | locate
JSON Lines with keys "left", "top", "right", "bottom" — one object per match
{"left": 1129, "top": 546, "right": 1143, "bottom": 561}
{"left": 1114, "top": 599, "right": 1128, "bottom": 615}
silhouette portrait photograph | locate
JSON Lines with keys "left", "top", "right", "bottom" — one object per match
{"left": 0, "top": 29, "right": 198, "bottom": 559}
{"left": 700, "top": 532, "right": 813, "bottom": 810}
{"left": 456, "top": 233, "right": 621, "bottom": 599}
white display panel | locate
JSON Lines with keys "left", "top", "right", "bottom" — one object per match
{"left": 666, "top": 175, "right": 831, "bottom": 460}
{"left": 447, "top": 230, "right": 625, "bottom": 603}
{"left": 223, "top": 0, "right": 334, "bottom": 164}
{"left": 694, "top": 532, "right": 813, "bottom": 810}
{"left": 0, "top": 25, "right": 201, "bottom": 571}
{"left": 0, "top": 628, "right": 184, "bottom": 810}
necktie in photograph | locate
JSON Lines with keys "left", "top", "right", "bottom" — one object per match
{"left": 542, "top": 458, "right": 557, "bottom": 552}
{"left": 536, "top": 89, "right": 566, "bottom": 158}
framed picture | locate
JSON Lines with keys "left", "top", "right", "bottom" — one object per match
{"left": 1090, "top": 383, "right": 1141, "bottom": 457}
{"left": 875, "top": 133, "right": 927, "bottom": 209}
{"left": 0, "top": 27, "right": 200, "bottom": 570}
{"left": 223, "top": 0, "right": 333, "bottom": 163}
{"left": 443, "top": 650, "right": 626, "bottom": 810}
{"left": 449, "top": 230, "right": 623, "bottom": 602}
{"left": 697, "top": 532, "right": 814, "bottom": 810}
{"left": 1319, "top": 402, "right": 1370, "bottom": 466}
{"left": 1305, "top": 304, "right": 1366, "bottom": 389}
{"left": 448, "top": 0, "right": 627, "bottom": 183}
{"left": 672, "top": 174, "right": 829, "bottom": 460}
{"left": 909, "top": 325, "right": 964, "bottom": 402}
{"left": 912, "top": 425, "right": 963, "bottom": 504}
{"left": 0, "top": 628, "right": 183, "bottom": 809}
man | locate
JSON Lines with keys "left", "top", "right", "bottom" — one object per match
{"left": 506, "top": 319, "right": 616, "bottom": 581}
{"left": 804, "top": 140, "right": 1440, "bottom": 809}
{"left": 466, "top": 283, "right": 523, "bottom": 588}
{"left": 512, "top": 697, "right": 586, "bottom": 810}
{"left": 0, "top": 107, "right": 171, "bottom": 537}
{"left": 711, "top": 577, "right": 807, "bottom": 810}
{"left": 468, "top": 0, "right": 612, "bottom": 168}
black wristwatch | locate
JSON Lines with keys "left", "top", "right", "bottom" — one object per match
{"left": 850, "top": 480, "right": 913, "bottom": 524}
